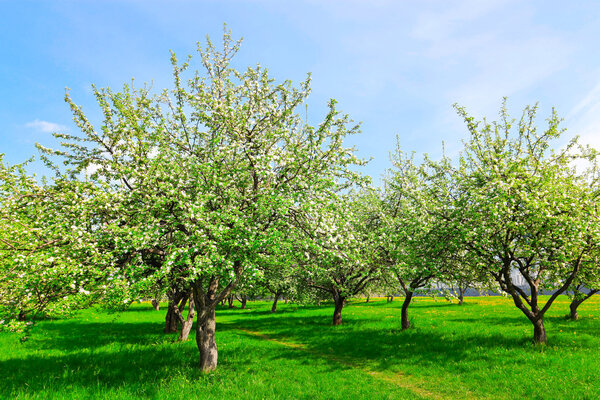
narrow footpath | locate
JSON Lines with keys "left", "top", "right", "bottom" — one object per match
{"left": 236, "top": 327, "right": 482, "bottom": 400}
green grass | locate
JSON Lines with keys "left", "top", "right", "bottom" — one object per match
{"left": 1, "top": 296, "right": 599, "bottom": 399}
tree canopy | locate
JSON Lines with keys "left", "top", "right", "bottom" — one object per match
{"left": 34, "top": 30, "right": 364, "bottom": 371}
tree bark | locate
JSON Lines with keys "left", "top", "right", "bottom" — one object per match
{"left": 533, "top": 318, "right": 547, "bottom": 344}
{"left": 196, "top": 306, "right": 218, "bottom": 372}
{"left": 271, "top": 290, "right": 281, "bottom": 313}
{"left": 458, "top": 288, "right": 464, "bottom": 306}
{"left": 568, "top": 289, "right": 598, "bottom": 320}
{"left": 165, "top": 291, "right": 187, "bottom": 333}
{"left": 365, "top": 294, "right": 370, "bottom": 303}
{"left": 164, "top": 303, "right": 179, "bottom": 333}
{"left": 240, "top": 295, "right": 247, "bottom": 309}
{"left": 332, "top": 294, "right": 345, "bottom": 326}
{"left": 570, "top": 300, "right": 580, "bottom": 321}
{"left": 178, "top": 294, "right": 195, "bottom": 341}
{"left": 401, "top": 291, "right": 413, "bottom": 330}
{"left": 151, "top": 299, "right": 160, "bottom": 311}
{"left": 227, "top": 295, "right": 235, "bottom": 309}
{"left": 190, "top": 261, "right": 242, "bottom": 372}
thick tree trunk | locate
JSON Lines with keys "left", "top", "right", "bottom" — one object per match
{"left": 458, "top": 289, "right": 464, "bottom": 306}
{"left": 178, "top": 295, "right": 195, "bottom": 342}
{"left": 191, "top": 261, "right": 243, "bottom": 372}
{"left": 151, "top": 299, "right": 160, "bottom": 311}
{"left": 533, "top": 318, "right": 547, "bottom": 344}
{"left": 196, "top": 306, "right": 218, "bottom": 372}
{"left": 271, "top": 291, "right": 281, "bottom": 313}
{"left": 240, "top": 295, "right": 247, "bottom": 309}
{"left": 332, "top": 295, "right": 345, "bottom": 326}
{"left": 401, "top": 291, "right": 413, "bottom": 330}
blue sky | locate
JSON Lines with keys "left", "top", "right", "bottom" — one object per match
{"left": 2, "top": 0, "right": 600, "bottom": 182}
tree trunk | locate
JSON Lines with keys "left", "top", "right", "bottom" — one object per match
{"left": 240, "top": 295, "right": 247, "bottom": 309}
{"left": 569, "top": 300, "right": 581, "bottom": 321}
{"left": 178, "top": 295, "right": 195, "bottom": 341}
{"left": 533, "top": 318, "right": 547, "bottom": 344}
{"left": 196, "top": 306, "right": 218, "bottom": 372}
{"left": 366, "top": 294, "right": 370, "bottom": 303}
{"left": 458, "top": 289, "right": 464, "bottom": 306}
{"left": 332, "top": 295, "right": 345, "bottom": 326}
{"left": 165, "top": 291, "right": 188, "bottom": 333}
{"left": 151, "top": 299, "right": 160, "bottom": 311}
{"left": 227, "top": 295, "right": 235, "bottom": 309}
{"left": 401, "top": 291, "right": 413, "bottom": 330}
{"left": 568, "top": 289, "right": 598, "bottom": 320}
{"left": 271, "top": 291, "right": 281, "bottom": 313}
{"left": 164, "top": 303, "right": 179, "bottom": 333}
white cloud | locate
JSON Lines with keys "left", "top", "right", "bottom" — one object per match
{"left": 564, "top": 75, "right": 600, "bottom": 153}
{"left": 25, "top": 119, "right": 67, "bottom": 133}
{"left": 567, "top": 81, "right": 600, "bottom": 121}
{"left": 568, "top": 103, "right": 600, "bottom": 151}
{"left": 410, "top": 0, "right": 516, "bottom": 45}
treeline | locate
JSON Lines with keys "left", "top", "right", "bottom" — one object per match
{"left": 1, "top": 31, "right": 599, "bottom": 371}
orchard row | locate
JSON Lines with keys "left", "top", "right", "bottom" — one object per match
{"left": 1, "top": 31, "right": 599, "bottom": 371}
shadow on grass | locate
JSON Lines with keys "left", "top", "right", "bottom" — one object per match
{"left": 220, "top": 301, "right": 600, "bottom": 376}
{"left": 0, "top": 313, "right": 348, "bottom": 397}
{"left": 0, "top": 344, "right": 197, "bottom": 397}
{"left": 29, "top": 321, "right": 172, "bottom": 352}
{"left": 4, "top": 300, "right": 599, "bottom": 397}
{"left": 219, "top": 316, "right": 524, "bottom": 374}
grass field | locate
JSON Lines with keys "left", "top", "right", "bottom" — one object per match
{"left": 1, "top": 296, "right": 599, "bottom": 399}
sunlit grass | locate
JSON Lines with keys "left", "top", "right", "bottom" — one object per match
{"left": 1, "top": 295, "right": 599, "bottom": 399}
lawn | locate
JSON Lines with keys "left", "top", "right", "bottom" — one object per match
{"left": 1, "top": 296, "right": 599, "bottom": 399}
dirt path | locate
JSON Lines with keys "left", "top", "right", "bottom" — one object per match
{"left": 236, "top": 327, "right": 481, "bottom": 400}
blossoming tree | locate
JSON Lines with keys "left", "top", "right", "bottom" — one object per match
{"left": 39, "top": 30, "right": 363, "bottom": 371}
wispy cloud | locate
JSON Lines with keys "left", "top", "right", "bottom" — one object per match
{"left": 566, "top": 80, "right": 600, "bottom": 150}
{"left": 25, "top": 119, "right": 66, "bottom": 133}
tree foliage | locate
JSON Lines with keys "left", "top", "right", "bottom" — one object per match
{"left": 449, "top": 100, "right": 600, "bottom": 343}
{"left": 37, "top": 30, "right": 363, "bottom": 370}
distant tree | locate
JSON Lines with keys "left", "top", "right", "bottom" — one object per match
{"left": 437, "top": 251, "right": 497, "bottom": 305}
{"left": 379, "top": 147, "right": 456, "bottom": 330}
{"left": 566, "top": 253, "right": 600, "bottom": 320}
{"left": 567, "top": 284, "right": 598, "bottom": 321}
{"left": 257, "top": 253, "right": 295, "bottom": 313}
{"left": 297, "top": 191, "right": 381, "bottom": 325}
